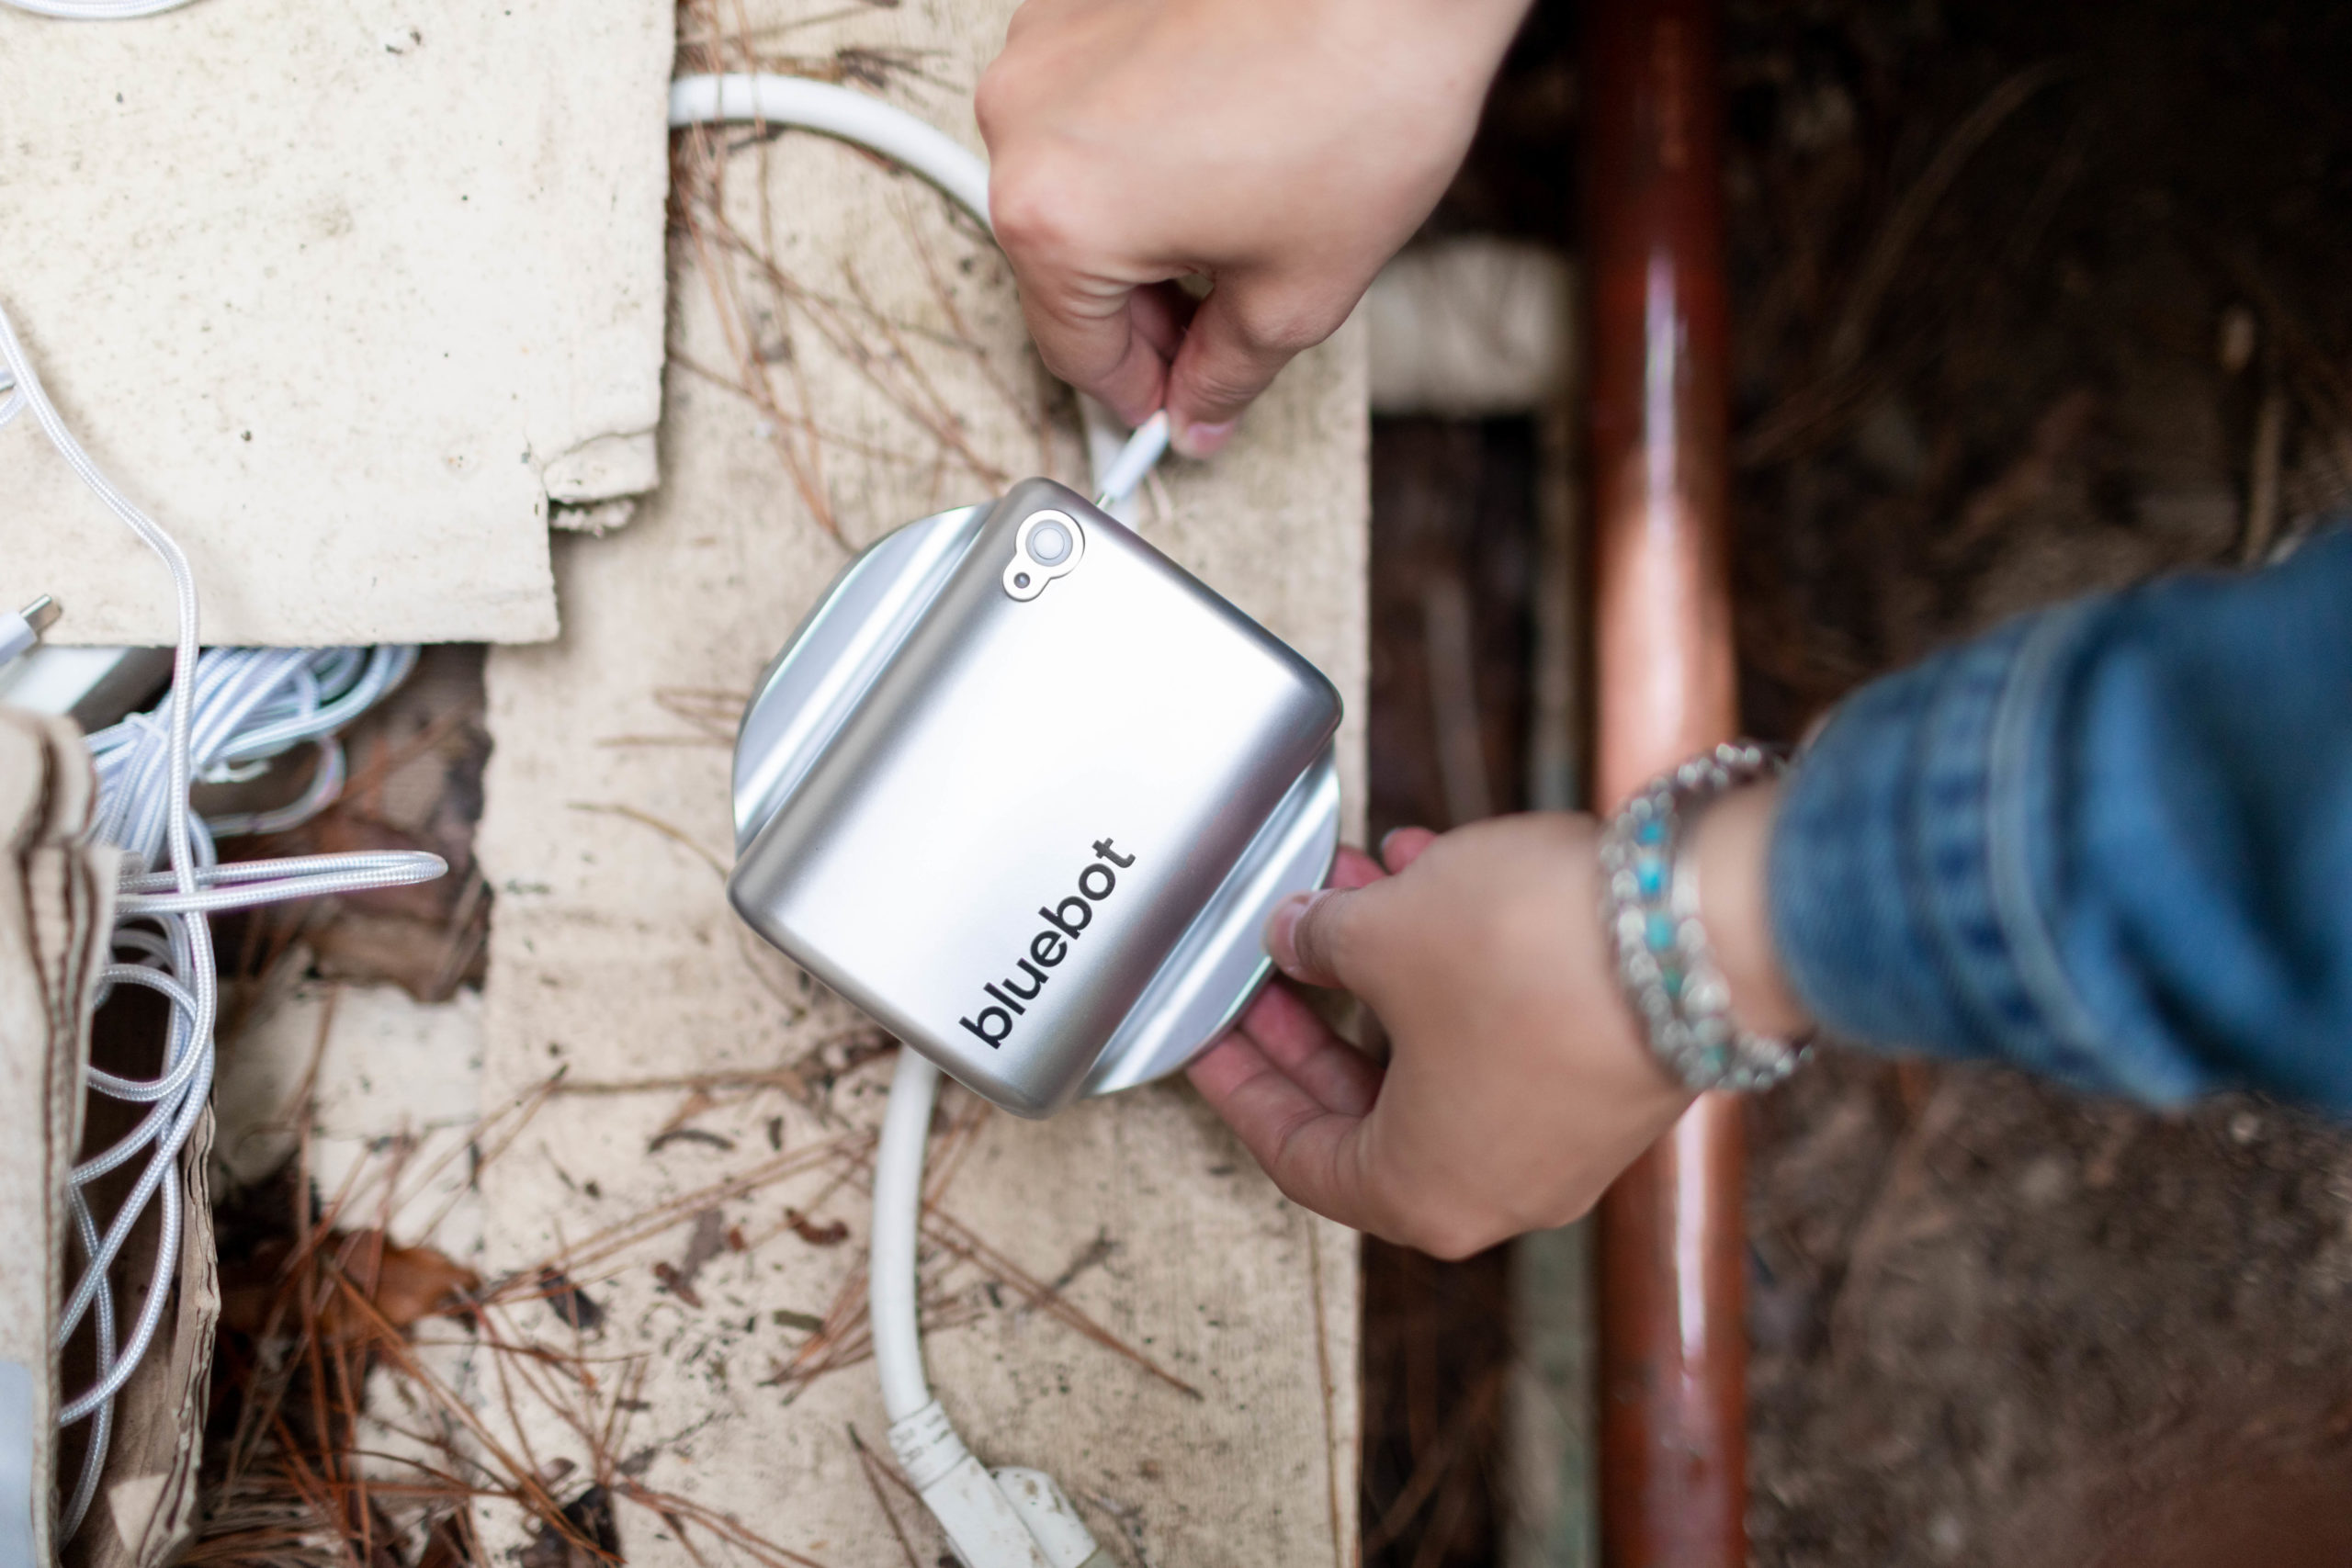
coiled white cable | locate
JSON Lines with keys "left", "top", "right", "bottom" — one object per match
{"left": 85, "top": 645, "right": 417, "bottom": 864}
{"left": 0, "top": 299, "right": 443, "bottom": 1540}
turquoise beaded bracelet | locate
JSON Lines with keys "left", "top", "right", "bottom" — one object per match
{"left": 1597, "top": 741, "right": 1807, "bottom": 1093}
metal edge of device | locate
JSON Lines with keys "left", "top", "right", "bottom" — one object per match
{"left": 731, "top": 503, "right": 990, "bottom": 853}
{"left": 1081, "top": 739, "right": 1340, "bottom": 1097}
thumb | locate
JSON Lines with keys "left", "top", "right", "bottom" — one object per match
{"left": 1164, "top": 276, "right": 1343, "bottom": 457}
{"left": 1266, "top": 885, "right": 1382, "bottom": 992}
{"left": 1014, "top": 276, "right": 1175, "bottom": 431}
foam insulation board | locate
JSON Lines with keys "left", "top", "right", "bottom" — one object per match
{"left": 471, "top": 4, "right": 1367, "bottom": 1560}
{"left": 212, "top": 976, "right": 487, "bottom": 1259}
{"left": 209, "top": 977, "right": 493, "bottom": 1532}
{"left": 0, "top": 0, "right": 673, "bottom": 646}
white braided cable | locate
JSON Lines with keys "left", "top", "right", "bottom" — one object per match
{"left": 0, "top": 0, "right": 198, "bottom": 17}
{"left": 0, "top": 298, "right": 443, "bottom": 1540}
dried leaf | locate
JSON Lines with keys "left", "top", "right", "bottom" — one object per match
{"left": 369, "top": 1237, "right": 482, "bottom": 1329}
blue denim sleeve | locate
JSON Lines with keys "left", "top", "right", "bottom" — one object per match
{"left": 1768, "top": 526, "right": 2352, "bottom": 1112}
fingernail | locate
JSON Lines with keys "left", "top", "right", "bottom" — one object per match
{"left": 1265, "top": 889, "right": 1326, "bottom": 977}
{"left": 1377, "top": 828, "right": 1407, "bottom": 863}
{"left": 1171, "top": 418, "right": 1235, "bottom": 459}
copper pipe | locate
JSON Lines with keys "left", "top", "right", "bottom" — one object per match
{"left": 1583, "top": 0, "right": 1748, "bottom": 1563}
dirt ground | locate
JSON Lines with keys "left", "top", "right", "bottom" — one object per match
{"left": 1363, "top": 0, "right": 2352, "bottom": 1564}
{"left": 1721, "top": 0, "right": 2352, "bottom": 1563}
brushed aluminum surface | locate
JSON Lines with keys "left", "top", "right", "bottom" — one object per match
{"left": 1080, "top": 740, "right": 1339, "bottom": 1096}
{"left": 731, "top": 503, "right": 989, "bottom": 853}
{"left": 729, "top": 479, "right": 1342, "bottom": 1117}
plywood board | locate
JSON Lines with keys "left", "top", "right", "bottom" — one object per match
{"left": 471, "top": 5, "right": 1367, "bottom": 1562}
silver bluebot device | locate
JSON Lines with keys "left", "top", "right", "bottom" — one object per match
{"left": 729, "top": 479, "right": 1343, "bottom": 1117}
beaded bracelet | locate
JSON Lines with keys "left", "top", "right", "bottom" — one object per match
{"left": 1597, "top": 741, "right": 1808, "bottom": 1093}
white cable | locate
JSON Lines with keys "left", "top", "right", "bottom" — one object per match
{"left": 670, "top": 74, "right": 993, "bottom": 233}
{"left": 871, "top": 1048, "right": 939, "bottom": 1422}
{"left": 669, "top": 72, "right": 1167, "bottom": 518}
{"left": 117, "top": 852, "right": 445, "bottom": 915}
{"left": 676, "top": 78, "right": 1124, "bottom": 1568}
{"left": 0, "top": 0, "right": 198, "bottom": 16}
{"left": 1092, "top": 411, "right": 1169, "bottom": 514}
{"left": 85, "top": 644, "right": 419, "bottom": 866}
{"left": 0, "top": 299, "right": 441, "bottom": 1541}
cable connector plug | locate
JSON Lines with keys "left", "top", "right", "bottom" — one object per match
{"left": 887, "top": 1401, "right": 1105, "bottom": 1568}
{"left": 1, "top": 595, "right": 60, "bottom": 668}
{"left": 989, "top": 1469, "right": 1114, "bottom": 1568}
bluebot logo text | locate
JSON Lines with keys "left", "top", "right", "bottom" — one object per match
{"left": 958, "top": 839, "right": 1135, "bottom": 1049}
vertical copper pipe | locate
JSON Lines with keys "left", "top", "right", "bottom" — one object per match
{"left": 1583, "top": 0, "right": 1748, "bottom": 1564}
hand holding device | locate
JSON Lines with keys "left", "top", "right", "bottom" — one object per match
{"left": 1192, "top": 791, "right": 1809, "bottom": 1260}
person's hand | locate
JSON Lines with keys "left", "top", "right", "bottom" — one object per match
{"left": 1188, "top": 786, "right": 1806, "bottom": 1258}
{"left": 977, "top": 0, "right": 1532, "bottom": 457}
